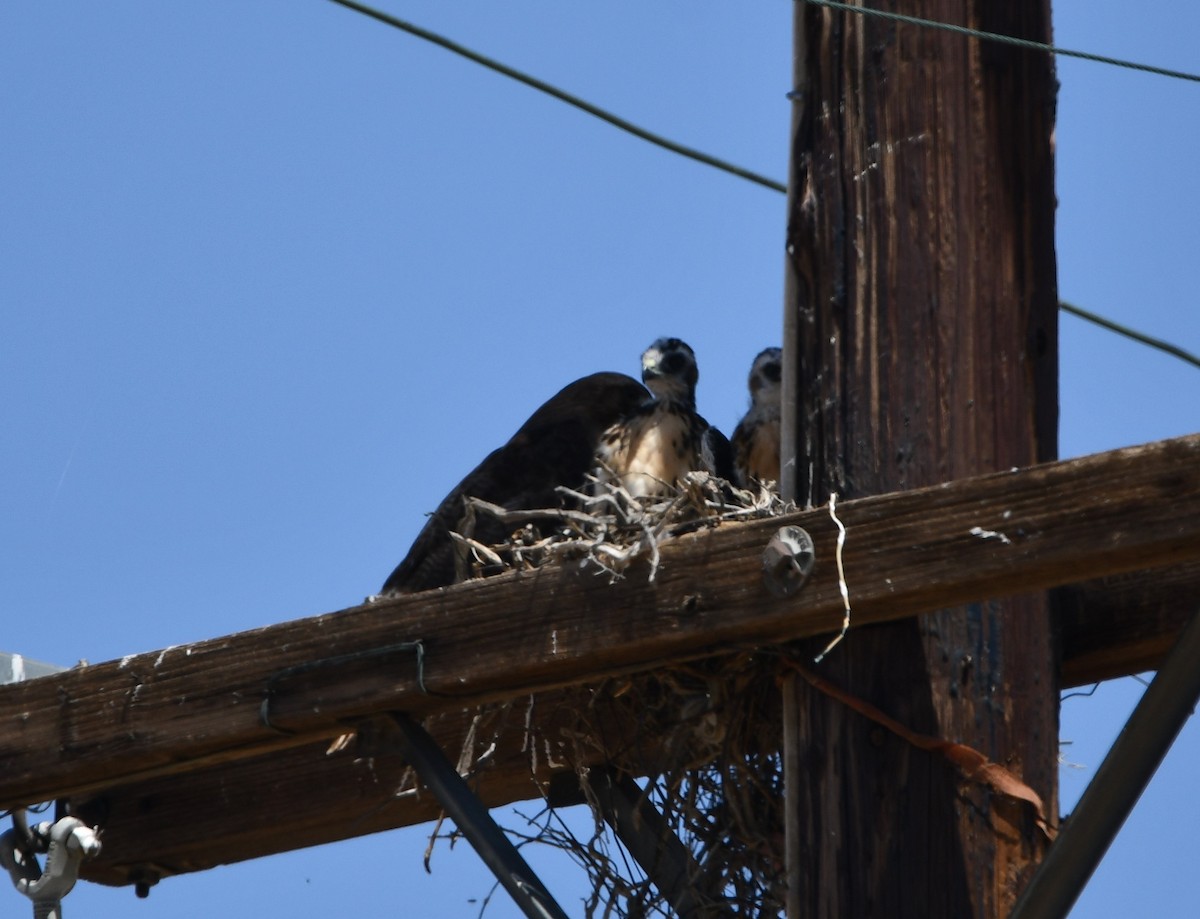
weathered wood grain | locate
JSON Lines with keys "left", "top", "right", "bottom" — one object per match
{"left": 1, "top": 434, "right": 1196, "bottom": 822}
{"left": 783, "top": 6, "right": 1062, "bottom": 907}
{"left": 0, "top": 436, "right": 1195, "bottom": 887}
{"left": 75, "top": 692, "right": 639, "bottom": 887}
{"left": 74, "top": 555, "right": 1197, "bottom": 889}
{"left": 1059, "top": 560, "right": 1200, "bottom": 687}
{"left": 76, "top": 552, "right": 1198, "bottom": 888}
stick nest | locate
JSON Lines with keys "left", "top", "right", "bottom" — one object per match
{"left": 437, "top": 474, "right": 796, "bottom": 917}
{"left": 452, "top": 470, "right": 790, "bottom": 584}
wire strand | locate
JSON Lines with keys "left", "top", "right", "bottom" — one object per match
{"left": 324, "top": 0, "right": 786, "bottom": 193}
{"left": 806, "top": 0, "right": 1200, "bottom": 84}
{"left": 1060, "top": 301, "right": 1200, "bottom": 370}
{"left": 324, "top": 0, "right": 1197, "bottom": 373}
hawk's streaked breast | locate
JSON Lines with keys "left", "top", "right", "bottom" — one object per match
{"left": 732, "top": 347, "right": 783, "bottom": 488}
{"left": 599, "top": 402, "right": 695, "bottom": 498}
{"left": 597, "top": 337, "right": 732, "bottom": 497}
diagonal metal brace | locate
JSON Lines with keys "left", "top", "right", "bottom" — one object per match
{"left": 387, "top": 713, "right": 569, "bottom": 919}
{"left": 588, "top": 767, "right": 719, "bottom": 918}
{"left": 1010, "top": 610, "right": 1200, "bottom": 919}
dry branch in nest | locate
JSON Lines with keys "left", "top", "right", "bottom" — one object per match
{"left": 429, "top": 475, "right": 796, "bottom": 917}
{"left": 455, "top": 471, "right": 790, "bottom": 585}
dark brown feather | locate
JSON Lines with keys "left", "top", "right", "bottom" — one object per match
{"left": 380, "top": 372, "right": 648, "bottom": 595}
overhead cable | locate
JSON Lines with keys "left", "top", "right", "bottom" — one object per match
{"left": 807, "top": 0, "right": 1200, "bottom": 84}
{"left": 1060, "top": 301, "right": 1200, "bottom": 371}
{"left": 325, "top": 0, "right": 786, "bottom": 193}
{"left": 325, "top": 0, "right": 1198, "bottom": 372}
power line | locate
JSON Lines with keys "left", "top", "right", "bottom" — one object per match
{"left": 1060, "top": 301, "right": 1200, "bottom": 371}
{"left": 324, "top": 0, "right": 1197, "bottom": 373}
{"left": 324, "top": 0, "right": 786, "bottom": 193}
{"left": 806, "top": 0, "right": 1200, "bottom": 84}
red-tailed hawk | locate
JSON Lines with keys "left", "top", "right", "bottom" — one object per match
{"left": 380, "top": 371, "right": 648, "bottom": 595}
{"left": 731, "top": 346, "right": 782, "bottom": 488}
{"left": 597, "top": 338, "right": 733, "bottom": 498}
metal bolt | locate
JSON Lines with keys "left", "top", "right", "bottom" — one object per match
{"left": 762, "top": 526, "right": 816, "bottom": 598}
{"left": 129, "top": 867, "right": 160, "bottom": 899}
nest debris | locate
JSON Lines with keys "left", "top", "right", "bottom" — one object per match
{"left": 451, "top": 470, "right": 790, "bottom": 585}
{"left": 432, "top": 473, "right": 797, "bottom": 917}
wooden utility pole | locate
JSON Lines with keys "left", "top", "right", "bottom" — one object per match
{"left": 783, "top": 0, "right": 1058, "bottom": 915}
{"left": 4, "top": 4, "right": 1198, "bottom": 910}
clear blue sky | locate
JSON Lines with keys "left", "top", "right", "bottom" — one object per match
{"left": 2, "top": 1, "right": 1197, "bottom": 916}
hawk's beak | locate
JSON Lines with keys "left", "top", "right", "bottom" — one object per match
{"left": 641, "top": 349, "right": 663, "bottom": 378}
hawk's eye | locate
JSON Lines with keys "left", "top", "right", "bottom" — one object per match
{"left": 662, "top": 353, "right": 687, "bottom": 375}
{"left": 763, "top": 362, "right": 781, "bottom": 383}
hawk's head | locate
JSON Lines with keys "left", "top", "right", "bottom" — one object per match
{"left": 747, "top": 347, "right": 783, "bottom": 406}
{"left": 641, "top": 337, "right": 698, "bottom": 405}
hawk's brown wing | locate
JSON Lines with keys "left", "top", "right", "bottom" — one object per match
{"left": 700, "top": 416, "right": 735, "bottom": 482}
{"left": 380, "top": 372, "right": 648, "bottom": 595}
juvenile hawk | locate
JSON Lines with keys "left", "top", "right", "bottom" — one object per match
{"left": 380, "top": 371, "right": 648, "bottom": 595}
{"left": 597, "top": 337, "right": 733, "bottom": 498}
{"left": 731, "top": 346, "right": 782, "bottom": 488}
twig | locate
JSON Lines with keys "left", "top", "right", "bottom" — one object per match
{"left": 466, "top": 496, "right": 601, "bottom": 528}
{"left": 447, "top": 531, "right": 505, "bottom": 569}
